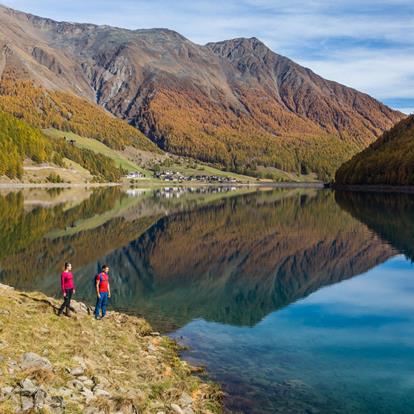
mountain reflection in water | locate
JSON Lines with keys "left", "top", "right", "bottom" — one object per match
{"left": 0, "top": 186, "right": 398, "bottom": 332}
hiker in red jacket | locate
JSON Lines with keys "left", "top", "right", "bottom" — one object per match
{"left": 94, "top": 264, "right": 111, "bottom": 320}
{"left": 58, "top": 262, "right": 75, "bottom": 317}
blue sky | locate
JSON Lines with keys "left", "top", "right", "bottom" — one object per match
{"left": 3, "top": 0, "right": 414, "bottom": 113}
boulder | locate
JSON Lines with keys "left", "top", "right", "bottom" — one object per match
{"left": 21, "top": 352, "right": 52, "bottom": 371}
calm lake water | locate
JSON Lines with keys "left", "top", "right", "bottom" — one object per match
{"left": 1, "top": 186, "right": 413, "bottom": 413}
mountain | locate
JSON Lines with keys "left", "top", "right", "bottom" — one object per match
{"left": 335, "top": 115, "right": 414, "bottom": 185}
{"left": 0, "top": 5, "right": 405, "bottom": 179}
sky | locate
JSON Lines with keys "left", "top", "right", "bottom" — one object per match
{"left": 3, "top": 0, "right": 414, "bottom": 113}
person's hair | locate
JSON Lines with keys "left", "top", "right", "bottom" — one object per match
{"left": 102, "top": 264, "right": 109, "bottom": 271}
{"left": 64, "top": 262, "right": 71, "bottom": 270}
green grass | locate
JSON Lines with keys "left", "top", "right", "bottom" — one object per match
{"left": 44, "top": 129, "right": 151, "bottom": 176}
{"left": 165, "top": 162, "right": 258, "bottom": 182}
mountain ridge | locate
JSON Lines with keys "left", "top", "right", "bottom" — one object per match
{"left": 0, "top": 4, "right": 405, "bottom": 179}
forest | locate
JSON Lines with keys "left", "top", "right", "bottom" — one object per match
{"left": 0, "top": 110, "right": 123, "bottom": 181}
{"left": 335, "top": 115, "right": 414, "bottom": 185}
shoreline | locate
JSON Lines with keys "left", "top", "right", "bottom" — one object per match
{"left": 0, "top": 180, "right": 325, "bottom": 190}
{"left": 0, "top": 283, "right": 222, "bottom": 413}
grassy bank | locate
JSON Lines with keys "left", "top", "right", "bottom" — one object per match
{"left": 0, "top": 284, "right": 222, "bottom": 413}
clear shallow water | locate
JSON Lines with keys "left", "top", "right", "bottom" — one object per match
{"left": 0, "top": 186, "right": 413, "bottom": 413}
{"left": 172, "top": 257, "right": 414, "bottom": 413}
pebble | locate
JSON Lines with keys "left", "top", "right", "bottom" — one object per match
{"left": 70, "top": 366, "right": 85, "bottom": 376}
{"left": 67, "top": 379, "right": 84, "bottom": 391}
{"left": 81, "top": 388, "right": 94, "bottom": 401}
{"left": 19, "top": 378, "right": 37, "bottom": 396}
{"left": 82, "top": 379, "right": 95, "bottom": 388}
{"left": 34, "top": 388, "right": 47, "bottom": 408}
{"left": 21, "top": 395, "right": 34, "bottom": 411}
{"left": 179, "top": 392, "right": 193, "bottom": 407}
{"left": 94, "top": 388, "right": 111, "bottom": 398}
{"left": 147, "top": 344, "right": 157, "bottom": 353}
{"left": 46, "top": 395, "right": 64, "bottom": 409}
{"left": 171, "top": 403, "right": 184, "bottom": 414}
{"left": 1, "top": 386, "right": 14, "bottom": 395}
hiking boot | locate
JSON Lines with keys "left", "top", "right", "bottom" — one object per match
{"left": 95, "top": 316, "right": 101, "bottom": 320}
{"left": 65, "top": 309, "right": 72, "bottom": 317}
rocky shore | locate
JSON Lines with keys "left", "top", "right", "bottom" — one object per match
{"left": 0, "top": 284, "right": 222, "bottom": 413}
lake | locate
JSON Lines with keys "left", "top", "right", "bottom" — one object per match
{"left": 0, "top": 186, "right": 413, "bottom": 413}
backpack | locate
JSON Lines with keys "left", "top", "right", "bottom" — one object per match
{"left": 94, "top": 273, "right": 104, "bottom": 290}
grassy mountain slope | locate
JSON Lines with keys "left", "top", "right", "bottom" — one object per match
{"left": 44, "top": 129, "right": 149, "bottom": 175}
{"left": 335, "top": 115, "right": 414, "bottom": 185}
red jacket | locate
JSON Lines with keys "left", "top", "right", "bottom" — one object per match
{"left": 61, "top": 271, "right": 75, "bottom": 293}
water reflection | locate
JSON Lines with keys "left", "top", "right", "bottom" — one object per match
{"left": 335, "top": 191, "right": 414, "bottom": 261}
{"left": 0, "top": 187, "right": 396, "bottom": 332}
{"left": 172, "top": 257, "right": 414, "bottom": 414}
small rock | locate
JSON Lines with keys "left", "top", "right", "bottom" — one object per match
{"left": 56, "top": 387, "right": 72, "bottom": 397}
{"left": 183, "top": 408, "right": 195, "bottom": 414}
{"left": 67, "top": 379, "right": 84, "bottom": 391}
{"left": 171, "top": 403, "right": 184, "bottom": 414}
{"left": 34, "top": 388, "right": 47, "bottom": 408}
{"left": 93, "top": 375, "right": 110, "bottom": 387}
{"left": 70, "top": 366, "right": 85, "bottom": 376}
{"left": 81, "top": 387, "right": 94, "bottom": 401}
{"left": 19, "top": 378, "right": 37, "bottom": 396}
{"left": 82, "top": 379, "right": 94, "bottom": 388}
{"left": 94, "top": 388, "right": 111, "bottom": 398}
{"left": 2, "top": 385, "right": 13, "bottom": 393}
{"left": 147, "top": 344, "right": 157, "bottom": 353}
{"left": 179, "top": 392, "right": 193, "bottom": 407}
{"left": 21, "top": 352, "right": 52, "bottom": 371}
{"left": 46, "top": 395, "right": 64, "bottom": 409}
{"left": 21, "top": 395, "right": 34, "bottom": 411}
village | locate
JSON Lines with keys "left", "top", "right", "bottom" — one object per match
{"left": 153, "top": 170, "right": 240, "bottom": 183}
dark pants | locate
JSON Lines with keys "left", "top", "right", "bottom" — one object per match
{"left": 95, "top": 292, "right": 108, "bottom": 318}
{"left": 58, "top": 288, "right": 73, "bottom": 315}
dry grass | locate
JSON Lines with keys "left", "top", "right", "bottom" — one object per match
{"left": 0, "top": 284, "right": 222, "bottom": 413}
